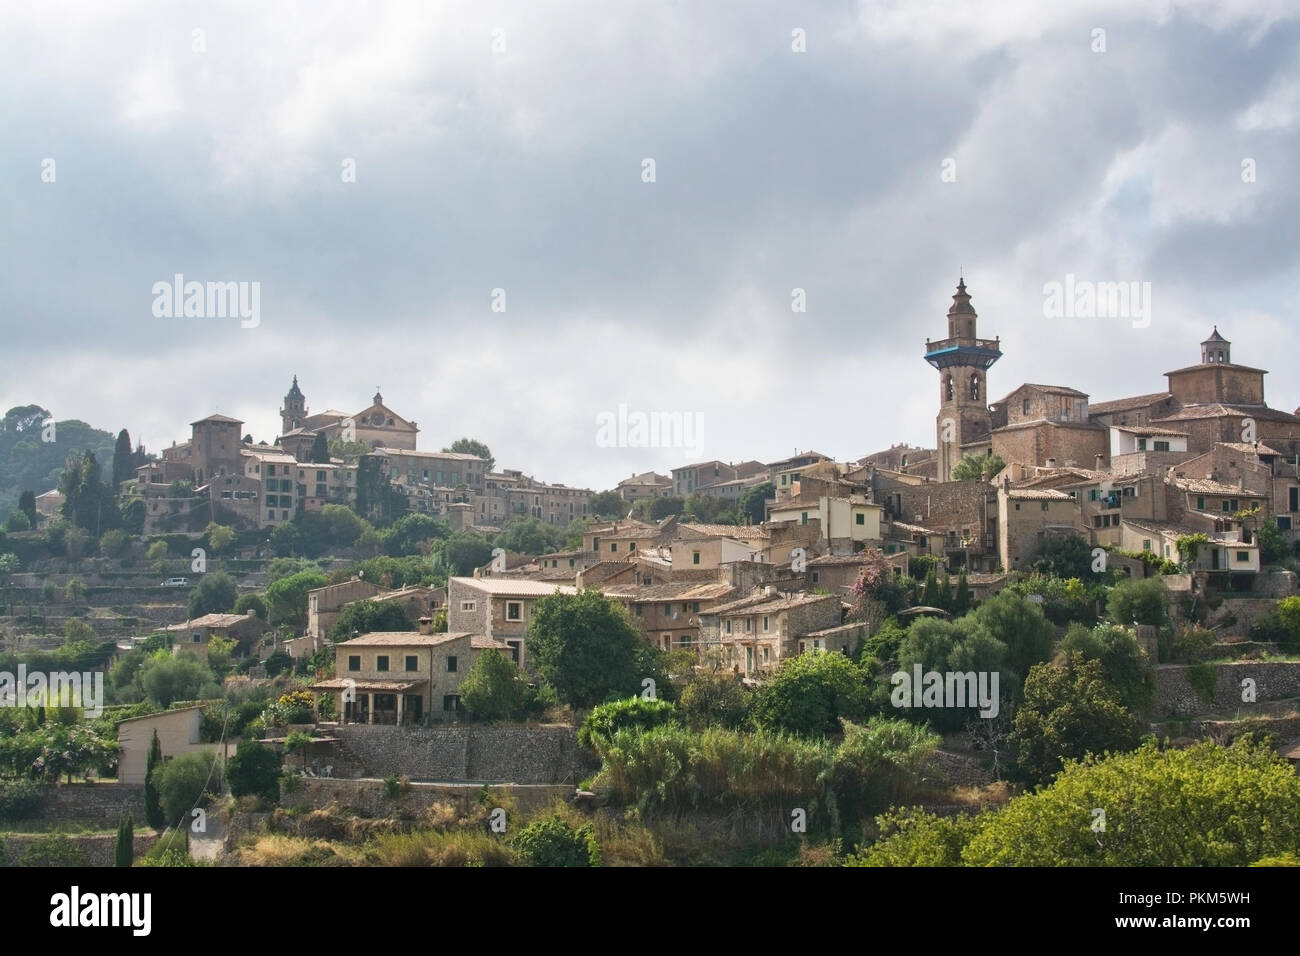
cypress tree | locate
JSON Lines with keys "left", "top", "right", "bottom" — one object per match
{"left": 114, "top": 814, "right": 134, "bottom": 867}
{"left": 938, "top": 572, "right": 953, "bottom": 612}
{"left": 144, "top": 730, "right": 165, "bottom": 830}
{"left": 309, "top": 431, "right": 330, "bottom": 463}
{"left": 919, "top": 566, "right": 938, "bottom": 607}
{"left": 111, "top": 429, "right": 133, "bottom": 488}
{"left": 18, "top": 490, "right": 37, "bottom": 528}
{"left": 954, "top": 569, "right": 972, "bottom": 616}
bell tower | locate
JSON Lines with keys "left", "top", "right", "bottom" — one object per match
{"left": 924, "top": 279, "right": 1002, "bottom": 481}
{"left": 281, "top": 375, "right": 307, "bottom": 434}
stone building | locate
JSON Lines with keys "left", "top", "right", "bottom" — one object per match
{"left": 447, "top": 577, "right": 578, "bottom": 668}
{"left": 699, "top": 590, "right": 843, "bottom": 678}
{"left": 312, "top": 629, "right": 510, "bottom": 725}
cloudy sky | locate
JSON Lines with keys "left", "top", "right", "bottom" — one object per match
{"left": 3, "top": 0, "right": 1298, "bottom": 491}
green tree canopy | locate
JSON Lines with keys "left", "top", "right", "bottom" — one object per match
{"left": 442, "top": 438, "right": 494, "bottom": 473}
{"left": 265, "top": 569, "right": 329, "bottom": 626}
{"left": 750, "top": 652, "right": 872, "bottom": 738}
{"left": 460, "top": 649, "right": 529, "bottom": 721}
{"left": 526, "top": 589, "right": 659, "bottom": 708}
{"left": 327, "top": 598, "right": 411, "bottom": 642}
{"left": 950, "top": 453, "right": 1005, "bottom": 482}
{"left": 1011, "top": 654, "right": 1143, "bottom": 785}
{"left": 187, "top": 571, "right": 238, "bottom": 618}
{"left": 1107, "top": 576, "right": 1168, "bottom": 627}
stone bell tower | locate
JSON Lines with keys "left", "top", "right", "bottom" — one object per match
{"left": 924, "top": 278, "right": 1002, "bottom": 481}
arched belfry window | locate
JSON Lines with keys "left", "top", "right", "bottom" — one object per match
{"left": 945, "top": 375, "right": 954, "bottom": 402}
{"left": 970, "top": 374, "right": 981, "bottom": 401}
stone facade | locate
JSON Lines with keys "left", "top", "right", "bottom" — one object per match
{"left": 1155, "top": 660, "right": 1300, "bottom": 717}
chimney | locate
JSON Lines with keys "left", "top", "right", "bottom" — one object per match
{"left": 417, "top": 616, "right": 433, "bottom": 635}
{"left": 1095, "top": 454, "right": 1104, "bottom": 470}
{"left": 1045, "top": 458, "right": 1057, "bottom": 469}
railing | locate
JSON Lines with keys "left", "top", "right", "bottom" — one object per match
{"left": 924, "top": 336, "right": 1001, "bottom": 352}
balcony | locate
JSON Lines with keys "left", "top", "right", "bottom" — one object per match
{"left": 923, "top": 336, "right": 1003, "bottom": 371}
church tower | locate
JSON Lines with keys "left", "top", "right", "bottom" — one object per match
{"left": 281, "top": 375, "right": 307, "bottom": 434}
{"left": 924, "top": 279, "right": 1002, "bottom": 481}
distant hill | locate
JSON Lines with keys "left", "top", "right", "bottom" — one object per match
{"left": 0, "top": 404, "right": 117, "bottom": 520}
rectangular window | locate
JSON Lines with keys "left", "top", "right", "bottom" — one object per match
{"left": 610, "top": 543, "right": 617, "bottom": 552}
{"left": 801, "top": 512, "right": 808, "bottom": 525}
{"left": 1041, "top": 501, "right": 1049, "bottom": 511}
{"left": 812, "top": 570, "right": 820, "bottom": 582}
{"left": 267, "top": 464, "right": 275, "bottom": 476}
{"left": 376, "top": 655, "right": 389, "bottom": 672}
{"left": 443, "top": 694, "right": 460, "bottom": 712}
{"left": 506, "top": 641, "right": 521, "bottom": 664}
{"left": 348, "top": 655, "right": 360, "bottom": 672}
{"left": 1022, "top": 398, "right": 1031, "bottom": 414}
{"left": 692, "top": 551, "right": 700, "bottom": 565}
{"left": 1197, "top": 496, "right": 1206, "bottom": 510}
{"left": 405, "top": 655, "right": 418, "bottom": 672}
{"left": 725, "top": 620, "right": 732, "bottom": 634}
{"left": 506, "top": 601, "right": 522, "bottom": 621}
{"left": 762, "top": 616, "right": 769, "bottom": 631}
{"left": 1154, "top": 441, "right": 1170, "bottom": 452}
{"left": 1143, "top": 540, "right": 1152, "bottom": 552}
{"left": 1290, "top": 487, "right": 1299, "bottom": 512}
{"left": 855, "top": 513, "right": 865, "bottom": 525}
{"left": 1137, "top": 438, "right": 1147, "bottom": 451}
{"left": 447, "top": 655, "right": 457, "bottom": 672}
{"left": 460, "top": 601, "right": 476, "bottom": 612}
{"left": 634, "top": 605, "right": 642, "bottom": 616}
{"left": 1237, "top": 551, "right": 1249, "bottom": 563}
{"left": 1223, "top": 500, "right": 1231, "bottom": 512}
{"left": 744, "top": 619, "right": 752, "bottom": 632}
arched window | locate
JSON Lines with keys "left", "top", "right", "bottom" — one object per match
{"left": 945, "top": 375, "right": 954, "bottom": 401}
{"left": 970, "top": 374, "right": 981, "bottom": 401}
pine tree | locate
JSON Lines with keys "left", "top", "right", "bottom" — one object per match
{"left": 954, "top": 569, "right": 972, "bottom": 616}
{"left": 919, "top": 566, "right": 938, "bottom": 607}
{"left": 111, "top": 429, "right": 133, "bottom": 488}
{"left": 114, "top": 814, "right": 134, "bottom": 867}
{"left": 309, "top": 431, "right": 330, "bottom": 463}
{"left": 144, "top": 730, "right": 165, "bottom": 830}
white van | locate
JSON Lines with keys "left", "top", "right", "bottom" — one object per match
{"left": 161, "top": 577, "right": 189, "bottom": 588}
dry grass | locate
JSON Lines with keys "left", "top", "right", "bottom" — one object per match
{"left": 232, "top": 833, "right": 362, "bottom": 867}
{"left": 946, "top": 780, "right": 1019, "bottom": 809}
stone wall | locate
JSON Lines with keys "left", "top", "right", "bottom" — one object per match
{"left": 1, "top": 832, "right": 158, "bottom": 867}
{"left": 1155, "top": 660, "right": 1300, "bottom": 717}
{"left": 40, "top": 783, "right": 147, "bottom": 826}
{"left": 335, "top": 724, "right": 597, "bottom": 783}
{"left": 277, "top": 778, "right": 572, "bottom": 819}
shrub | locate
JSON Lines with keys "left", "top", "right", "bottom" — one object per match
{"left": 750, "top": 652, "right": 871, "bottom": 738}
{"left": 460, "top": 649, "right": 529, "bottom": 722}
{"left": 16, "top": 834, "right": 86, "bottom": 867}
{"left": 1107, "top": 577, "right": 1168, "bottom": 627}
{"left": 382, "top": 775, "right": 410, "bottom": 800}
{"left": 225, "top": 739, "right": 281, "bottom": 801}
{"left": 679, "top": 669, "right": 750, "bottom": 730}
{"left": 510, "top": 813, "right": 601, "bottom": 867}
{"left": 0, "top": 778, "right": 45, "bottom": 822}
{"left": 578, "top": 697, "right": 678, "bottom": 751}
{"left": 153, "top": 752, "right": 220, "bottom": 827}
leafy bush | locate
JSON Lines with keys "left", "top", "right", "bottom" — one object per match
{"left": 382, "top": 775, "right": 410, "bottom": 800}
{"left": 578, "top": 697, "right": 678, "bottom": 751}
{"left": 679, "top": 668, "right": 751, "bottom": 730}
{"left": 1011, "top": 655, "right": 1142, "bottom": 785}
{"left": 509, "top": 813, "right": 601, "bottom": 867}
{"left": 460, "top": 649, "right": 529, "bottom": 722}
{"left": 1107, "top": 577, "right": 1168, "bottom": 627}
{"left": 225, "top": 739, "right": 281, "bottom": 801}
{"left": 750, "top": 652, "right": 871, "bottom": 738}
{"left": 0, "top": 778, "right": 44, "bottom": 822}
{"left": 16, "top": 833, "right": 86, "bottom": 867}
{"left": 152, "top": 751, "right": 220, "bottom": 827}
